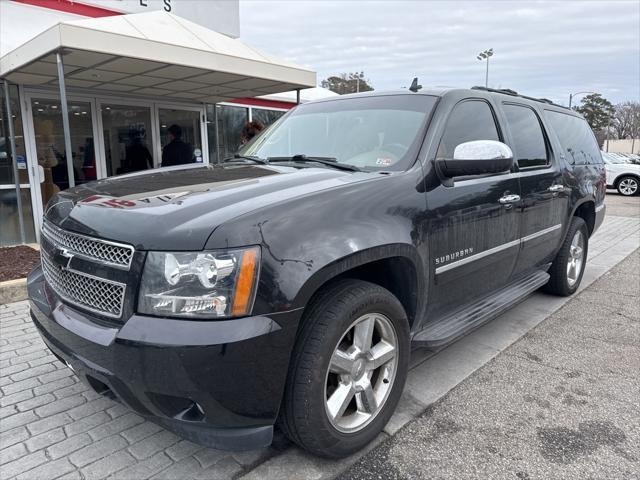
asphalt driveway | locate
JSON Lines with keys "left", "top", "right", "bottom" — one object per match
{"left": 340, "top": 248, "right": 640, "bottom": 480}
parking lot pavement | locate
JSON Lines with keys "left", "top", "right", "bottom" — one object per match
{"left": 1, "top": 195, "right": 638, "bottom": 480}
{"left": 605, "top": 191, "right": 640, "bottom": 218}
{"left": 339, "top": 248, "right": 640, "bottom": 480}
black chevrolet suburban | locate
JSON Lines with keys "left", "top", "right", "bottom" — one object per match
{"left": 28, "top": 87, "right": 606, "bottom": 458}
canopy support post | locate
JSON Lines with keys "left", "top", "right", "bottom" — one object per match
{"left": 296, "top": 88, "right": 301, "bottom": 105}
{"left": 3, "top": 80, "right": 26, "bottom": 244}
{"left": 56, "top": 51, "right": 75, "bottom": 189}
{"left": 213, "top": 104, "right": 220, "bottom": 163}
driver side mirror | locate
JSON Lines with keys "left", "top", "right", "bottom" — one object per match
{"left": 437, "top": 140, "right": 514, "bottom": 178}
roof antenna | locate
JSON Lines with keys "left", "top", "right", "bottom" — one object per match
{"left": 409, "top": 77, "right": 422, "bottom": 92}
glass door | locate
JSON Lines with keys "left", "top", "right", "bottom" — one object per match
{"left": 157, "top": 107, "right": 205, "bottom": 167}
{"left": 1, "top": 85, "right": 37, "bottom": 245}
{"left": 28, "top": 96, "right": 98, "bottom": 209}
{"left": 100, "top": 103, "right": 155, "bottom": 176}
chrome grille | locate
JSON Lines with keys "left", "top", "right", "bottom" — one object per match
{"left": 41, "top": 249, "right": 126, "bottom": 318}
{"left": 42, "top": 221, "right": 134, "bottom": 269}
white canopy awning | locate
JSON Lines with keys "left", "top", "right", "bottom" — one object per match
{"left": 0, "top": 11, "right": 316, "bottom": 103}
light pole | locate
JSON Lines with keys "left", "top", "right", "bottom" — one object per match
{"left": 568, "top": 91, "right": 595, "bottom": 108}
{"left": 477, "top": 48, "right": 493, "bottom": 88}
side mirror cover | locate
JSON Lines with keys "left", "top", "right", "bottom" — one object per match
{"left": 437, "top": 140, "right": 514, "bottom": 178}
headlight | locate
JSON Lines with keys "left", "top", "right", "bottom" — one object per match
{"left": 138, "top": 247, "right": 260, "bottom": 318}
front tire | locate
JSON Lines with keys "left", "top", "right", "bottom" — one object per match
{"left": 616, "top": 176, "right": 639, "bottom": 196}
{"left": 543, "top": 216, "right": 588, "bottom": 296}
{"left": 279, "top": 279, "right": 409, "bottom": 458}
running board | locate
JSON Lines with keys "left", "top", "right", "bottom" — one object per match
{"left": 413, "top": 270, "right": 550, "bottom": 349}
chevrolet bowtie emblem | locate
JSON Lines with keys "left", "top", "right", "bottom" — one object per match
{"left": 52, "top": 247, "right": 74, "bottom": 270}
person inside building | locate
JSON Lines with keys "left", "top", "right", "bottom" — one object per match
{"left": 124, "top": 129, "right": 153, "bottom": 173}
{"left": 161, "top": 124, "right": 194, "bottom": 167}
{"left": 240, "top": 120, "right": 265, "bottom": 145}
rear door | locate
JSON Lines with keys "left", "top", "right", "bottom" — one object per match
{"left": 425, "top": 98, "right": 521, "bottom": 318}
{"left": 501, "top": 102, "right": 567, "bottom": 276}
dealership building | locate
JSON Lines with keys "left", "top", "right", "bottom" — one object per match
{"left": 0, "top": 0, "right": 332, "bottom": 246}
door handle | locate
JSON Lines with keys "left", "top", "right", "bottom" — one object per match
{"left": 499, "top": 194, "right": 521, "bottom": 204}
{"left": 548, "top": 184, "right": 564, "bottom": 193}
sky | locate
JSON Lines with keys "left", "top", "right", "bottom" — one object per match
{"left": 240, "top": 0, "right": 640, "bottom": 106}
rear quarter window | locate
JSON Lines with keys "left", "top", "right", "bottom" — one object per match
{"left": 544, "top": 110, "right": 602, "bottom": 165}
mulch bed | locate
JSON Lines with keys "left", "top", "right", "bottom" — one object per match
{"left": 0, "top": 245, "right": 41, "bottom": 282}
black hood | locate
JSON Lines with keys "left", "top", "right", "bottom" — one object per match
{"left": 45, "top": 164, "right": 373, "bottom": 250}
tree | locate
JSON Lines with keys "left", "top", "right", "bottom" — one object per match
{"left": 574, "top": 93, "right": 615, "bottom": 132}
{"left": 612, "top": 101, "right": 640, "bottom": 139}
{"left": 320, "top": 72, "right": 374, "bottom": 95}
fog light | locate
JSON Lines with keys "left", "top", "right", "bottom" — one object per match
{"left": 148, "top": 294, "right": 227, "bottom": 316}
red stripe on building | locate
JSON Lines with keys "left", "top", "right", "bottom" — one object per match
{"left": 228, "top": 97, "right": 296, "bottom": 110}
{"left": 11, "top": 0, "right": 122, "bottom": 18}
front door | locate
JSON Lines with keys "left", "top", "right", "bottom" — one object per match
{"left": 26, "top": 94, "right": 99, "bottom": 224}
{"left": 425, "top": 99, "right": 521, "bottom": 319}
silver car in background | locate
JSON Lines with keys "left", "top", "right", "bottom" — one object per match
{"left": 602, "top": 152, "right": 640, "bottom": 196}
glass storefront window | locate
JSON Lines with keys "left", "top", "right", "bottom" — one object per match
{"left": 1, "top": 86, "right": 28, "bottom": 185}
{"left": 1, "top": 84, "right": 36, "bottom": 245}
{"left": 206, "top": 104, "right": 290, "bottom": 163}
{"left": 252, "top": 108, "right": 285, "bottom": 128}
{"left": 207, "top": 104, "right": 249, "bottom": 163}
{"left": 158, "top": 108, "right": 203, "bottom": 167}
{"left": 30, "top": 98, "right": 96, "bottom": 207}
{"left": 0, "top": 188, "right": 36, "bottom": 245}
{"left": 101, "top": 104, "right": 154, "bottom": 176}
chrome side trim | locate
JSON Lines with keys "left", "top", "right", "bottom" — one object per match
{"left": 435, "top": 238, "right": 521, "bottom": 274}
{"left": 435, "top": 224, "right": 563, "bottom": 275}
{"left": 521, "top": 224, "right": 562, "bottom": 243}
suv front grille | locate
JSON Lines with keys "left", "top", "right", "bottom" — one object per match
{"left": 41, "top": 250, "right": 126, "bottom": 318}
{"left": 40, "top": 222, "right": 133, "bottom": 319}
{"left": 42, "top": 221, "right": 134, "bottom": 269}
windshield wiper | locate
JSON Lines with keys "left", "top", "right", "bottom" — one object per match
{"left": 267, "top": 154, "right": 362, "bottom": 172}
{"left": 223, "top": 154, "right": 269, "bottom": 165}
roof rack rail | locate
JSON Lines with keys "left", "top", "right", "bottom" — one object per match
{"left": 471, "top": 86, "right": 518, "bottom": 96}
{"left": 471, "top": 86, "right": 571, "bottom": 110}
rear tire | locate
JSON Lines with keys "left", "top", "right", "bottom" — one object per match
{"left": 616, "top": 176, "right": 639, "bottom": 196}
{"left": 543, "top": 216, "right": 588, "bottom": 296}
{"left": 279, "top": 279, "right": 409, "bottom": 458}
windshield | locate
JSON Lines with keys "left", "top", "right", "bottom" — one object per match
{"left": 240, "top": 94, "right": 438, "bottom": 171}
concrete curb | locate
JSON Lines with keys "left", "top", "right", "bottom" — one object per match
{"left": 0, "top": 277, "right": 28, "bottom": 305}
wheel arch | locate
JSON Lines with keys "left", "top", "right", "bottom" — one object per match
{"left": 571, "top": 199, "right": 596, "bottom": 237}
{"left": 292, "top": 244, "right": 425, "bottom": 331}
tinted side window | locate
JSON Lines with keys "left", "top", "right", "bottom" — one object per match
{"left": 544, "top": 111, "right": 602, "bottom": 165}
{"left": 503, "top": 104, "right": 548, "bottom": 168}
{"left": 437, "top": 100, "right": 499, "bottom": 159}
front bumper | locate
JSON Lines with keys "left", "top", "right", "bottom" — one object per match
{"left": 28, "top": 267, "right": 301, "bottom": 450}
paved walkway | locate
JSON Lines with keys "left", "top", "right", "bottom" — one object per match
{"left": 339, "top": 248, "right": 640, "bottom": 480}
{"left": 1, "top": 209, "right": 639, "bottom": 480}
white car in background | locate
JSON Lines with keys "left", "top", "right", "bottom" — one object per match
{"left": 602, "top": 152, "right": 640, "bottom": 196}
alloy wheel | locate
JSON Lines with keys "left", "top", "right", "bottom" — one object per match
{"left": 619, "top": 177, "right": 638, "bottom": 196}
{"left": 566, "top": 230, "right": 585, "bottom": 287}
{"left": 324, "top": 313, "right": 398, "bottom": 433}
